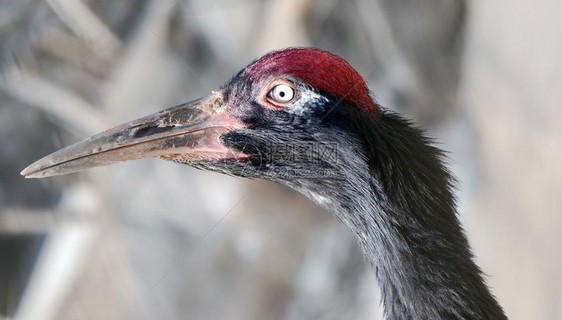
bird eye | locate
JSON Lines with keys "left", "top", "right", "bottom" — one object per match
{"left": 268, "top": 83, "right": 296, "bottom": 104}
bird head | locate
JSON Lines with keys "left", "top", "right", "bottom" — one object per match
{"left": 21, "top": 48, "right": 379, "bottom": 189}
{"left": 20, "top": 48, "right": 509, "bottom": 319}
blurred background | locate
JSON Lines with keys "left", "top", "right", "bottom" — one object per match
{"left": 0, "top": 0, "right": 561, "bottom": 319}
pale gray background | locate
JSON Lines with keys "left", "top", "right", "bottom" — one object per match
{"left": 1, "top": 1, "right": 561, "bottom": 319}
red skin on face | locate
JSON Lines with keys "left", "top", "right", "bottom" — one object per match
{"left": 246, "top": 48, "right": 379, "bottom": 117}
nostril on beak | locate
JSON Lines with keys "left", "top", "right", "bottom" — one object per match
{"left": 132, "top": 125, "right": 176, "bottom": 138}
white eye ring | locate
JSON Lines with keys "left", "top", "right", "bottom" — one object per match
{"left": 268, "top": 83, "right": 296, "bottom": 104}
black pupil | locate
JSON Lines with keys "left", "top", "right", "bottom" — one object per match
{"left": 279, "top": 91, "right": 285, "bottom": 97}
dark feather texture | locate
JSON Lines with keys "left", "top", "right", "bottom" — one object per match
{"left": 215, "top": 98, "right": 507, "bottom": 318}
{"left": 328, "top": 106, "right": 507, "bottom": 319}
{"left": 214, "top": 49, "right": 508, "bottom": 319}
{"left": 23, "top": 47, "right": 507, "bottom": 319}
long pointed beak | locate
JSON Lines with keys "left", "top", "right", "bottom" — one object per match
{"left": 21, "top": 91, "right": 245, "bottom": 178}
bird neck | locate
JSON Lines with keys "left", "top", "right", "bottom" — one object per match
{"left": 300, "top": 111, "right": 507, "bottom": 319}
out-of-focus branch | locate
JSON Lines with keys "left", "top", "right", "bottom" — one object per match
{"left": 252, "top": 0, "right": 313, "bottom": 55}
{"left": 101, "top": 0, "right": 178, "bottom": 116}
{"left": 0, "top": 66, "right": 107, "bottom": 135}
{"left": 356, "top": 0, "right": 419, "bottom": 90}
{"left": 37, "top": 25, "right": 111, "bottom": 77}
{"left": 46, "top": 0, "right": 121, "bottom": 60}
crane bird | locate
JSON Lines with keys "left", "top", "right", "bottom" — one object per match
{"left": 22, "top": 48, "right": 506, "bottom": 319}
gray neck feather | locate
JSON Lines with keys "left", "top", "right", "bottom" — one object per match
{"left": 287, "top": 139, "right": 506, "bottom": 320}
